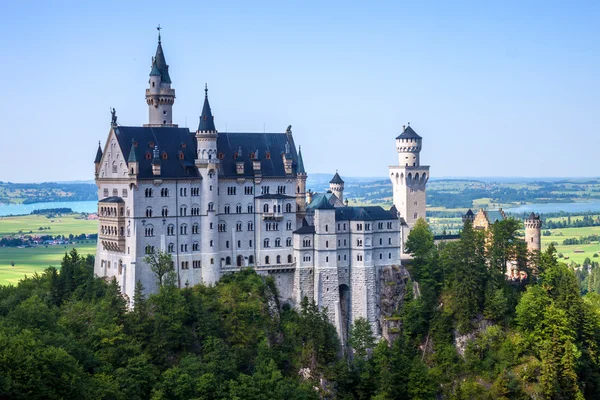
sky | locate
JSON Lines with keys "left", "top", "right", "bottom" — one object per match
{"left": 1, "top": 0, "right": 599, "bottom": 182}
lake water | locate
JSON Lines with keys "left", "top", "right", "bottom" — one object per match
{"left": 0, "top": 201, "right": 98, "bottom": 216}
{"left": 505, "top": 201, "right": 600, "bottom": 214}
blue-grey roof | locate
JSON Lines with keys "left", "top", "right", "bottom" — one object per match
{"left": 307, "top": 192, "right": 338, "bottom": 210}
{"left": 127, "top": 140, "right": 137, "bottom": 163}
{"left": 197, "top": 88, "right": 216, "bottom": 132}
{"left": 152, "top": 41, "right": 171, "bottom": 84}
{"left": 114, "top": 126, "right": 200, "bottom": 179}
{"left": 216, "top": 132, "right": 300, "bottom": 178}
{"left": 395, "top": 125, "right": 421, "bottom": 140}
{"left": 330, "top": 172, "right": 344, "bottom": 184}
{"left": 99, "top": 196, "right": 124, "bottom": 203}
{"left": 486, "top": 210, "right": 505, "bottom": 223}
{"left": 297, "top": 146, "right": 306, "bottom": 174}
{"left": 335, "top": 206, "right": 398, "bottom": 221}
{"left": 312, "top": 195, "right": 335, "bottom": 210}
{"left": 465, "top": 209, "right": 474, "bottom": 217}
{"left": 294, "top": 218, "right": 315, "bottom": 234}
{"left": 94, "top": 142, "right": 103, "bottom": 163}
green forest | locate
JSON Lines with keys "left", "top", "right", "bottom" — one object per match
{"left": 2, "top": 218, "right": 600, "bottom": 399}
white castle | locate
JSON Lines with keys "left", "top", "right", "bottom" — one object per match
{"left": 94, "top": 31, "right": 430, "bottom": 339}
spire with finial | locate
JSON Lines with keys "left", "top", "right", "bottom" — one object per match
{"left": 297, "top": 145, "right": 306, "bottom": 174}
{"left": 128, "top": 138, "right": 138, "bottom": 163}
{"left": 157, "top": 24, "right": 161, "bottom": 43}
{"left": 94, "top": 141, "right": 103, "bottom": 164}
{"left": 197, "top": 83, "right": 216, "bottom": 132}
{"left": 150, "top": 25, "right": 171, "bottom": 83}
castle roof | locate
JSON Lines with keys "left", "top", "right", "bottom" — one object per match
{"left": 152, "top": 38, "right": 171, "bottom": 84}
{"left": 94, "top": 142, "right": 103, "bottom": 163}
{"left": 330, "top": 172, "right": 344, "bottom": 184}
{"left": 114, "top": 126, "right": 200, "bottom": 179}
{"left": 465, "top": 209, "right": 474, "bottom": 217}
{"left": 127, "top": 140, "right": 138, "bottom": 163}
{"left": 197, "top": 85, "right": 216, "bottom": 132}
{"left": 485, "top": 209, "right": 506, "bottom": 224}
{"left": 307, "top": 192, "right": 342, "bottom": 209}
{"left": 335, "top": 206, "right": 398, "bottom": 221}
{"left": 216, "top": 131, "right": 300, "bottom": 178}
{"left": 98, "top": 196, "right": 124, "bottom": 203}
{"left": 395, "top": 125, "right": 421, "bottom": 140}
{"left": 294, "top": 218, "right": 315, "bottom": 234}
{"left": 297, "top": 146, "right": 306, "bottom": 174}
{"left": 527, "top": 212, "right": 540, "bottom": 220}
{"left": 312, "top": 195, "right": 335, "bottom": 210}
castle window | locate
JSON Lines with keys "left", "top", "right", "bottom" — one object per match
{"left": 286, "top": 221, "right": 292, "bottom": 230}
{"left": 357, "top": 239, "right": 362, "bottom": 247}
{"left": 192, "top": 223, "right": 199, "bottom": 234}
{"left": 248, "top": 222, "right": 254, "bottom": 231}
{"left": 285, "top": 203, "right": 292, "bottom": 213}
{"left": 162, "top": 152, "right": 168, "bottom": 160}
{"left": 236, "top": 222, "right": 242, "bottom": 232}
{"left": 379, "top": 238, "right": 383, "bottom": 245}
{"left": 236, "top": 205, "right": 242, "bottom": 213}
{"left": 145, "top": 188, "right": 153, "bottom": 197}
{"left": 287, "top": 254, "right": 292, "bottom": 263}
{"left": 193, "top": 260, "right": 200, "bottom": 268}
{"left": 226, "top": 256, "right": 231, "bottom": 265}
{"left": 265, "top": 256, "right": 270, "bottom": 265}
{"left": 208, "top": 202, "right": 214, "bottom": 211}
{"left": 276, "top": 255, "right": 281, "bottom": 264}
{"left": 249, "top": 255, "right": 254, "bottom": 264}
{"left": 325, "top": 225, "right": 328, "bottom": 232}
{"left": 167, "top": 224, "right": 174, "bottom": 235}
{"left": 275, "top": 238, "right": 281, "bottom": 247}
{"left": 168, "top": 243, "right": 174, "bottom": 253}
{"left": 210, "top": 258, "right": 214, "bottom": 264}
{"left": 237, "top": 240, "right": 241, "bottom": 248}
{"left": 152, "top": 82, "right": 155, "bottom": 87}
{"left": 162, "top": 207, "right": 168, "bottom": 217}
{"left": 180, "top": 224, "right": 188, "bottom": 235}
{"left": 263, "top": 204, "right": 269, "bottom": 213}
{"left": 226, "top": 241, "right": 230, "bottom": 249}
{"left": 218, "top": 222, "right": 226, "bottom": 232}
{"left": 146, "top": 207, "right": 152, "bottom": 217}
{"left": 264, "top": 238, "right": 270, "bottom": 248}
{"left": 180, "top": 206, "right": 187, "bottom": 216}
{"left": 249, "top": 240, "right": 253, "bottom": 247}
{"left": 379, "top": 253, "right": 382, "bottom": 260}
{"left": 389, "top": 238, "right": 392, "bottom": 245}
{"left": 193, "top": 242, "right": 199, "bottom": 251}
{"left": 326, "top": 257, "right": 329, "bottom": 262}
{"left": 389, "top": 253, "right": 392, "bottom": 259}
{"left": 248, "top": 205, "right": 254, "bottom": 213}
{"left": 224, "top": 205, "right": 230, "bottom": 214}
{"left": 149, "top": 142, "right": 154, "bottom": 148}
{"left": 286, "top": 237, "right": 292, "bottom": 246}
{"left": 326, "top": 241, "right": 329, "bottom": 248}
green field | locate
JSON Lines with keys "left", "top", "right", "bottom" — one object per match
{"left": 0, "top": 242, "right": 97, "bottom": 286}
{"left": 541, "top": 226, "right": 600, "bottom": 265}
{"left": 0, "top": 214, "right": 97, "bottom": 237}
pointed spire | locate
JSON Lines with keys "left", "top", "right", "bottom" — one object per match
{"left": 151, "top": 26, "right": 171, "bottom": 84}
{"left": 297, "top": 145, "right": 306, "bottom": 174}
{"left": 330, "top": 171, "right": 344, "bottom": 184}
{"left": 128, "top": 139, "right": 137, "bottom": 163}
{"left": 94, "top": 141, "right": 103, "bottom": 164}
{"left": 197, "top": 83, "right": 216, "bottom": 132}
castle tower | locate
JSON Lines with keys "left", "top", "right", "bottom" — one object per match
{"left": 524, "top": 212, "right": 542, "bottom": 254}
{"left": 145, "top": 28, "right": 176, "bottom": 127}
{"left": 329, "top": 171, "right": 345, "bottom": 203}
{"left": 463, "top": 209, "right": 475, "bottom": 224}
{"left": 94, "top": 141, "right": 103, "bottom": 177}
{"left": 195, "top": 84, "right": 220, "bottom": 284}
{"left": 389, "top": 124, "right": 430, "bottom": 230}
{"left": 296, "top": 145, "right": 307, "bottom": 220}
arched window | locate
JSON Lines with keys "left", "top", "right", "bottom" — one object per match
{"left": 275, "top": 238, "right": 281, "bottom": 247}
{"left": 286, "top": 237, "right": 292, "bottom": 246}
{"left": 225, "top": 256, "right": 231, "bottom": 265}
{"left": 263, "top": 204, "right": 269, "bottom": 213}
{"left": 167, "top": 224, "right": 174, "bottom": 235}
{"left": 168, "top": 243, "right": 174, "bottom": 253}
{"left": 162, "top": 206, "right": 168, "bottom": 217}
{"left": 249, "top": 255, "right": 254, "bottom": 265}
{"left": 264, "top": 238, "right": 270, "bottom": 248}
{"left": 208, "top": 202, "right": 214, "bottom": 211}
{"left": 265, "top": 256, "right": 270, "bottom": 265}
{"left": 180, "top": 205, "right": 187, "bottom": 216}
{"left": 192, "top": 223, "right": 199, "bottom": 234}
{"left": 276, "top": 255, "right": 281, "bottom": 264}
{"left": 180, "top": 224, "right": 187, "bottom": 235}
{"left": 146, "top": 207, "right": 152, "bottom": 217}
{"left": 285, "top": 203, "right": 292, "bottom": 213}
{"left": 287, "top": 254, "right": 293, "bottom": 263}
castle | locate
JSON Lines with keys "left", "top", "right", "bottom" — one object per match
{"left": 93, "top": 31, "right": 430, "bottom": 339}
{"left": 463, "top": 208, "right": 542, "bottom": 278}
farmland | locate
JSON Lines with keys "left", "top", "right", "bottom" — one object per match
{"left": 0, "top": 213, "right": 97, "bottom": 237}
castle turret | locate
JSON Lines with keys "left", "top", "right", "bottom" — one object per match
{"left": 94, "top": 141, "right": 103, "bottom": 177}
{"left": 296, "top": 145, "right": 307, "bottom": 219}
{"left": 329, "top": 171, "right": 345, "bottom": 203}
{"left": 463, "top": 209, "right": 475, "bottom": 224}
{"left": 127, "top": 139, "right": 138, "bottom": 176}
{"left": 195, "top": 84, "right": 220, "bottom": 284}
{"left": 524, "top": 212, "right": 542, "bottom": 254}
{"left": 145, "top": 28, "right": 176, "bottom": 127}
{"left": 389, "top": 123, "right": 430, "bottom": 232}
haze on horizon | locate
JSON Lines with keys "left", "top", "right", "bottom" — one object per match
{"left": 1, "top": 0, "right": 599, "bottom": 182}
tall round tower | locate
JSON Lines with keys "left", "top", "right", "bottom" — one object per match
{"left": 524, "top": 212, "right": 542, "bottom": 254}
{"left": 396, "top": 124, "right": 422, "bottom": 167}
{"left": 329, "top": 171, "right": 344, "bottom": 203}
{"left": 145, "top": 28, "right": 176, "bottom": 127}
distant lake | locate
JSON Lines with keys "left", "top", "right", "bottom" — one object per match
{"left": 0, "top": 201, "right": 98, "bottom": 216}
{"left": 505, "top": 202, "right": 600, "bottom": 214}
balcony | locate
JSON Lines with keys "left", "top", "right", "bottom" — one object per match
{"left": 262, "top": 212, "right": 284, "bottom": 221}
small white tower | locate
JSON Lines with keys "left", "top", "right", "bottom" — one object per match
{"left": 389, "top": 124, "right": 430, "bottom": 230}
{"left": 195, "top": 84, "right": 220, "bottom": 284}
{"left": 145, "top": 26, "right": 176, "bottom": 127}
{"left": 329, "top": 171, "right": 345, "bottom": 203}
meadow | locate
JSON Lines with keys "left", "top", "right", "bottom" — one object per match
{"left": 0, "top": 213, "right": 97, "bottom": 237}
{"left": 0, "top": 242, "right": 97, "bottom": 285}
{"left": 0, "top": 213, "right": 98, "bottom": 285}
{"left": 541, "top": 226, "right": 600, "bottom": 265}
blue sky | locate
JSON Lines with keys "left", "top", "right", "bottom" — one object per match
{"left": 1, "top": 0, "right": 599, "bottom": 182}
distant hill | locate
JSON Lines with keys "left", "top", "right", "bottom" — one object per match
{"left": 0, "top": 182, "right": 97, "bottom": 204}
